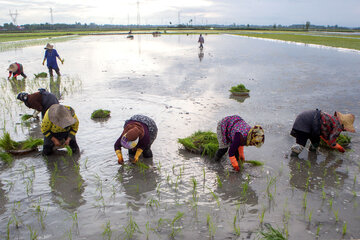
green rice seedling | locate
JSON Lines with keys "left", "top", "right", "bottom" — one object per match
{"left": 308, "top": 210, "right": 313, "bottom": 224}
{"left": 258, "top": 223, "right": 287, "bottom": 240}
{"left": 303, "top": 192, "right": 308, "bottom": 210}
{"left": 146, "top": 197, "right": 160, "bottom": 209}
{"left": 244, "top": 160, "right": 264, "bottom": 166}
{"left": 84, "top": 157, "right": 89, "bottom": 169}
{"left": 157, "top": 161, "right": 162, "bottom": 173}
{"left": 65, "top": 145, "right": 73, "bottom": 156}
{"left": 296, "top": 162, "right": 300, "bottom": 170}
{"left": 226, "top": 168, "right": 230, "bottom": 178}
{"left": 170, "top": 211, "right": 184, "bottom": 238}
{"left": 21, "top": 138, "right": 43, "bottom": 150}
{"left": 178, "top": 131, "right": 218, "bottom": 158}
{"left": 229, "top": 84, "right": 250, "bottom": 93}
{"left": 34, "top": 72, "right": 47, "bottom": 78}
{"left": 136, "top": 161, "right": 149, "bottom": 173}
{"left": 0, "top": 132, "right": 19, "bottom": 151}
{"left": 216, "top": 174, "right": 222, "bottom": 188}
{"left": 333, "top": 209, "right": 339, "bottom": 222}
{"left": 320, "top": 133, "right": 351, "bottom": 149}
{"left": 322, "top": 190, "right": 326, "bottom": 200}
{"left": 203, "top": 167, "right": 206, "bottom": 181}
{"left": 102, "top": 220, "right": 112, "bottom": 240}
{"left": 208, "top": 188, "right": 220, "bottom": 207}
{"left": 342, "top": 221, "right": 347, "bottom": 236}
{"left": 91, "top": 109, "right": 111, "bottom": 119}
{"left": 67, "top": 228, "right": 72, "bottom": 240}
{"left": 266, "top": 176, "right": 277, "bottom": 201}
{"left": 123, "top": 215, "right": 142, "bottom": 239}
{"left": 352, "top": 190, "right": 357, "bottom": 198}
{"left": 354, "top": 175, "right": 357, "bottom": 186}
{"left": 145, "top": 221, "right": 153, "bottom": 240}
{"left": 0, "top": 152, "right": 13, "bottom": 164}
{"left": 328, "top": 198, "right": 333, "bottom": 210}
{"left": 233, "top": 215, "right": 241, "bottom": 236}
{"left": 28, "top": 225, "right": 38, "bottom": 240}
{"left": 259, "top": 206, "right": 266, "bottom": 224}
{"left": 156, "top": 217, "right": 169, "bottom": 230}
{"left": 7, "top": 217, "right": 13, "bottom": 240}
{"left": 21, "top": 114, "right": 33, "bottom": 121}
{"left": 33, "top": 198, "right": 48, "bottom": 229}
{"left": 206, "top": 214, "right": 216, "bottom": 238}
{"left": 70, "top": 212, "right": 78, "bottom": 228}
{"left": 316, "top": 224, "right": 321, "bottom": 237}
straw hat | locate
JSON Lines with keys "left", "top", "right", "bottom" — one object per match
{"left": 335, "top": 112, "right": 355, "bottom": 132}
{"left": 7, "top": 63, "right": 18, "bottom": 72}
{"left": 120, "top": 124, "right": 144, "bottom": 149}
{"left": 44, "top": 43, "right": 54, "bottom": 49}
{"left": 48, "top": 104, "right": 76, "bottom": 128}
{"left": 121, "top": 135, "right": 139, "bottom": 149}
{"left": 246, "top": 125, "right": 265, "bottom": 148}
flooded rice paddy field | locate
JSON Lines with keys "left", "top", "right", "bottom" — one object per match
{"left": 0, "top": 34, "right": 360, "bottom": 239}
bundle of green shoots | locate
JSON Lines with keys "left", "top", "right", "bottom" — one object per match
{"left": 91, "top": 109, "right": 111, "bottom": 119}
{"left": 229, "top": 84, "right": 250, "bottom": 93}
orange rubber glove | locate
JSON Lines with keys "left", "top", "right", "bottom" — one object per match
{"left": 321, "top": 136, "right": 345, "bottom": 153}
{"left": 133, "top": 148, "right": 143, "bottom": 163}
{"left": 115, "top": 150, "right": 123, "bottom": 164}
{"left": 229, "top": 156, "right": 240, "bottom": 171}
{"left": 238, "top": 146, "right": 245, "bottom": 163}
{"left": 334, "top": 143, "right": 345, "bottom": 153}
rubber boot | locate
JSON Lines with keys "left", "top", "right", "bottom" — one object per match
{"left": 212, "top": 148, "right": 227, "bottom": 162}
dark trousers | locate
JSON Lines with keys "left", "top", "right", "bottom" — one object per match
{"left": 290, "top": 129, "right": 320, "bottom": 148}
{"left": 43, "top": 132, "right": 79, "bottom": 155}
{"left": 48, "top": 67, "right": 61, "bottom": 77}
{"left": 128, "top": 147, "right": 153, "bottom": 158}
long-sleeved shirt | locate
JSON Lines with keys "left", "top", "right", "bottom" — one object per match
{"left": 41, "top": 106, "right": 79, "bottom": 139}
{"left": 25, "top": 91, "right": 59, "bottom": 117}
{"left": 320, "top": 112, "right": 343, "bottom": 147}
{"left": 114, "top": 121, "right": 150, "bottom": 151}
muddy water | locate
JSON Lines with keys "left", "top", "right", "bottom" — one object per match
{"left": 0, "top": 34, "right": 360, "bottom": 239}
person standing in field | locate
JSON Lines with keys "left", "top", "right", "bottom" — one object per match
{"left": 43, "top": 43, "right": 64, "bottom": 77}
{"left": 7, "top": 62, "right": 27, "bottom": 80}
{"left": 198, "top": 34, "right": 204, "bottom": 49}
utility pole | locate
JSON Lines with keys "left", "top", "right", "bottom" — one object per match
{"left": 178, "top": 11, "right": 180, "bottom": 26}
{"left": 9, "top": 10, "right": 18, "bottom": 25}
{"left": 137, "top": 1, "right": 140, "bottom": 27}
{"left": 50, "top": 8, "right": 54, "bottom": 24}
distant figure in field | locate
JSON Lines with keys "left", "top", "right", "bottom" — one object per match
{"left": 43, "top": 43, "right": 64, "bottom": 77}
{"left": 17, "top": 88, "right": 59, "bottom": 118}
{"left": 198, "top": 34, "right": 204, "bottom": 49}
{"left": 7, "top": 62, "right": 27, "bottom": 80}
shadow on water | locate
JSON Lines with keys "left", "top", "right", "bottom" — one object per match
{"left": 116, "top": 157, "right": 159, "bottom": 211}
{"left": 0, "top": 180, "right": 7, "bottom": 216}
{"left": 43, "top": 151, "right": 85, "bottom": 211}
{"left": 288, "top": 150, "right": 347, "bottom": 192}
{"left": 229, "top": 94, "right": 250, "bottom": 103}
{"left": 9, "top": 78, "right": 26, "bottom": 95}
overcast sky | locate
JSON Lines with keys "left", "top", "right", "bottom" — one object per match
{"left": 1, "top": 0, "right": 359, "bottom": 27}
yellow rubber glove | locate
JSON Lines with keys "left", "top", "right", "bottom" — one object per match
{"left": 238, "top": 146, "right": 245, "bottom": 163}
{"left": 134, "top": 148, "right": 143, "bottom": 163}
{"left": 229, "top": 156, "right": 240, "bottom": 171}
{"left": 116, "top": 150, "right": 123, "bottom": 164}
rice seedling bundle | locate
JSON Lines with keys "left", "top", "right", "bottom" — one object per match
{"left": 91, "top": 109, "right": 111, "bottom": 119}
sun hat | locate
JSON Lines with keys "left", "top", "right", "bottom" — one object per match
{"left": 246, "top": 125, "right": 265, "bottom": 148}
{"left": 335, "top": 112, "right": 355, "bottom": 132}
{"left": 17, "top": 92, "right": 28, "bottom": 102}
{"left": 48, "top": 104, "right": 76, "bottom": 128}
{"left": 120, "top": 134, "right": 139, "bottom": 149}
{"left": 7, "top": 63, "right": 18, "bottom": 72}
{"left": 44, "top": 43, "right": 54, "bottom": 49}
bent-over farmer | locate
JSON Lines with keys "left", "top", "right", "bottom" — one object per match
{"left": 114, "top": 115, "right": 158, "bottom": 164}
{"left": 214, "top": 115, "right": 265, "bottom": 171}
{"left": 41, "top": 104, "right": 79, "bottom": 155}
{"left": 7, "top": 62, "right": 27, "bottom": 80}
{"left": 290, "top": 109, "right": 355, "bottom": 156}
{"left": 17, "top": 88, "right": 59, "bottom": 118}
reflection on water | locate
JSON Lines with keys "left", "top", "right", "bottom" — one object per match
{"left": 117, "top": 158, "right": 158, "bottom": 211}
{"left": 0, "top": 180, "right": 7, "bottom": 215}
{"left": 9, "top": 78, "right": 26, "bottom": 94}
{"left": 288, "top": 151, "right": 347, "bottom": 192}
{"left": 229, "top": 93, "right": 250, "bottom": 103}
{"left": 44, "top": 151, "right": 85, "bottom": 210}
{"left": 50, "top": 76, "right": 61, "bottom": 100}
{"left": 198, "top": 48, "right": 204, "bottom": 62}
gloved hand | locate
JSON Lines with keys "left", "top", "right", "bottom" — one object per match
{"left": 238, "top": 146, "right": 245, "bottom": 163}
{"left": 133, "top": 148, "right": 143, "bottom": 163}
{"left": 116, "top": 150, "right": 123, "bottom": 164}
{"left": 334, "top": 143, "right": 345, "bottom": 153}
{"left": 229, "top": 156, "right": 240, "bottom": 171}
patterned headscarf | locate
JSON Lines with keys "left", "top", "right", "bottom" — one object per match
{"left": 246, "top": 125, "right": 265, "bottom": 148}
{"left": 17, "top": 92, "right": 28, "bottom": 102}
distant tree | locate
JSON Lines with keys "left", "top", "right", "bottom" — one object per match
{"left": 305, "top": 21, "right": 310, "bottom": 30}
{"left": 273, "top": 24, "right": 276, "bottom": 29}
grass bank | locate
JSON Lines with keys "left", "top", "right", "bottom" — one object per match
{"left": 233, "top": 32, "right": 360, "bottom": 51}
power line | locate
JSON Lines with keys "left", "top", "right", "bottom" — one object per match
{"left": 9, "top": 10, "right": 18, "bottom": 25}
{"left": 137, "top": 1, "right": 140, "bottom": 27}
